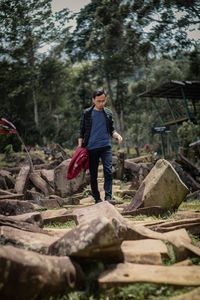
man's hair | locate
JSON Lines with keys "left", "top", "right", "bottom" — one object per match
{"left": 92, "top": 88, "right": 107, "bottom": 99}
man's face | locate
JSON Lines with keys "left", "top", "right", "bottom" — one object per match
{"left": 93, "top": 94, "right": 106, "bottom": 110}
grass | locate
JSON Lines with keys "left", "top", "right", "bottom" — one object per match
{"left": 124, "top": 199, "right": 200, "bottom": 222}
{"left": 179, "top": 199, "right": 200, "bottom": 211}
{"left": 126, "top": 210, "right": 174, "bottom": 222}
{"left": 0, "top": 153, "right": 16, "bottom": 167}
{"left": 44, "top": 220, "right": 76, "bottom": 229}
{"left": 46, "top": 284, "right": 195, "bottom": 300}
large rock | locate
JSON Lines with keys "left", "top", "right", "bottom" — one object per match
{"left": 0, "top": 245, "right": 83, "bottom": 300}
{"left": 48, "top": 216, "right": 127, "bottom": 260}
{"left": 54, "top": 159, "right": 89, "bottom": 197}
{"left": 124, "top": 159, "right": 189, "bottom": 212}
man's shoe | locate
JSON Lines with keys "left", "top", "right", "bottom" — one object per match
{"left": 95, "top": 199, "right": 103, "bottom": 204}
{"left": 105, "top": 198, "right": 116, "bottom": 205}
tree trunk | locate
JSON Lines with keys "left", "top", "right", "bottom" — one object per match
{"left": 32, "top": 86, "right": 39, "bottom": 128}
{"left": 105, "top": 76, "right": 122, "bottom": 134}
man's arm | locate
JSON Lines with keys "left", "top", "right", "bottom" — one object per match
{"left": 78, "top": 111, "right": 85, "bottom": 147}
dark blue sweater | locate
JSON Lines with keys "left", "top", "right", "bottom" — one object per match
{"left": 87, "top": 109, "right": 111, "bottom": 150}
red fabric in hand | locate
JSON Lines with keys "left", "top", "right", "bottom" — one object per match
{"left": 66, "top": 147, "right": 89, "bottom": 180}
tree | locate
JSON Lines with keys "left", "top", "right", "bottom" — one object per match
{"left": 0, "top": 0, "right": 71, "bottom": 144}
{"left": 131, "top": 0, "right": 200, "bottom": 54}
{"left": 70, "top": 0, "right": 153, "bottom": 135}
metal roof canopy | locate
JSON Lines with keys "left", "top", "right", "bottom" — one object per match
{"left": 138, "top": 80, "right": 200, "bottom": 100}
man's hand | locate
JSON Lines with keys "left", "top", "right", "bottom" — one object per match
{"left": 78, "top": 138, "right": 83, "bottom": 147}
{"left": 113, "top": 132, "right": 123, "bottom": 144}
{"left": 116, "top": 134, "right": 123, "bottom": 144}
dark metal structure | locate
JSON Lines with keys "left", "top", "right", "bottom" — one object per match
{"left": 138, "top": 80, "right": 200, "bottom": 125}
{"left": 138, "top": 80, "right": 200, "bottom": 157}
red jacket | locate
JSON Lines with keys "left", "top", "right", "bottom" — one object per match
{"left": 66, "top": 147, "right": 89, "bottom": 180}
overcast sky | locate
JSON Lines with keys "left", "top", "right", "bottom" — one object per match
{"left": 51, "top": 0, "right": 91, "bottom": 13}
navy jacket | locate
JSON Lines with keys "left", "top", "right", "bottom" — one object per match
{"left": 79, "top": 105, "right": 116, "bottom": 147}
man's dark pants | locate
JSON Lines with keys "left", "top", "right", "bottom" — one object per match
{"left": 88, "top": 146, "right": 112, "bottom": 203}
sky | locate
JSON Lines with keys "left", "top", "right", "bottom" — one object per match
{"left": 39, "top": 1, "right": 91, "bottom": 52}
{"left": 40, "top": 0, "right": 198, "bottom": 53}
{"left": 51, "top": 1, "right": 199, "bottom": 41}
{"left": 51, "top": 0, "right": 91, "bottom": 13}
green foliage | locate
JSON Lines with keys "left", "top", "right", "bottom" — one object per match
{"left": 177, "top": 121, "right": 199, "bottom": 147}
{"left": 162, "top": 242, "right": 176, "bottom": 266}
{"left": 3, "top": 144, "right": 14, "bottom": 160}
{"left": 189, "top": 233, "right": 200, "bottom": 246}
{"left": 0, "top": 0, "right": 71, "bottom": 148}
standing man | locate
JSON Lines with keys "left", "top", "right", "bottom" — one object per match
{"left": 78, "top": 88, "right": 123, "bottom": 204}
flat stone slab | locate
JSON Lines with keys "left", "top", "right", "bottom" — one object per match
{"left": 0, "top": 226, "right": 61, "bottom": 254}
{"left": 175, "top": 211, "right": 200, "bottom": 219}
{"left": 126, "top": 225, "right": 200, "bottom": 260}
{"left": 66, "top": 201, "right": 126, "bottom": 225}
{"left": 0, "top": 200, "right": 36, "bottom": 216}
{"left": 98, "top": 263, "right": 200, "bottom": 287}
{"left": 149, "top": 217, "right": 200, "bottom": 235}
{"left": 122, "top": 206, "right": 167, "bottom": 217}
{"left": 31, "top": 197, "right": 64, "bottom": 209}
{"left": 6, "top": 212, "right": 43, "bottom": 227}
{"left": 121, "top": 239, "right": 168, "bottom": 264}
{"left": 45, "top": 228, "right": 73, "bottom": 237}
{"left": 0, "top": 194, "right": 24, "bottom": 200}
{"left": 0, "top": 214, "right": 44, "bottom": 233}
{"left": 41, "top": 208, "right": 71, "bottom": 225}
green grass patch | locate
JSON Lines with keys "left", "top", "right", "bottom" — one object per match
{"left": 127, "top": 210, "right": 173, "bottom": 222}
{"left": 46, "top": 284, "right": 195, "bottom": 300}
{"left": 179, "top": 200, "right": 200, "bottom": 211}
{"left": 162, "top": 242, "right": 176, "bottom": 265}
{"left": 189, "top": 233, "right": 200, "bottom": 246}
{"left": 44, "top": 220, "right": 76, "bottom": 229}
{"left": 0, "top": 153, "right": 15, "bottom": 167}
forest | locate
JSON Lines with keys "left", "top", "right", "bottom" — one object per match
{"left": 0, "top": 0, "right": 199, "bottom": 154}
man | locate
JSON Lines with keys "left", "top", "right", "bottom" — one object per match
{"left": 78, "top": 88, "right": 123, "bottom": 204}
